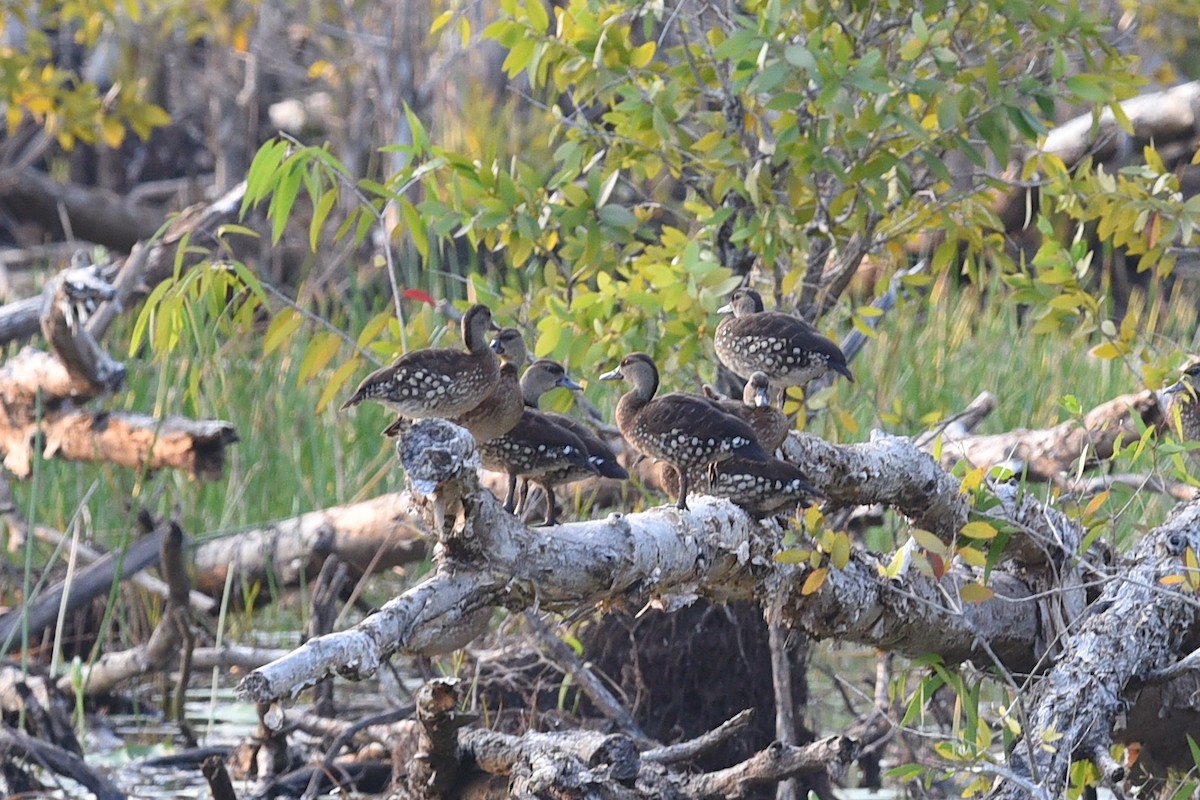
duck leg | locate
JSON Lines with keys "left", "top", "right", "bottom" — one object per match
{"left": 516, "top": 478, "right": 532, "bottom": 516}
{"left": 504, "top": 472, "right": 518, "bottom": 513}
{"left": 676, "top": 468, "right": 690, "bottom": 510}
{"left": 543, "top": 483, "right": 559, "bottom": 526}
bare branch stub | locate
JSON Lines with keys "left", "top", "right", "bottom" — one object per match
{"left": 38, "top": 260, "right": 126, "bottom": 394}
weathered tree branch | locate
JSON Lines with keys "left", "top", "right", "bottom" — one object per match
{"left": 0, "top": 226, "right": 239, "bottom": 479}
{"left": 933, "top": 389, "right": 1165, "bottom": 482}
{"left": 0, "top": 523, "right": 165, "bottom": 653}
{"left": 236, "top": 422, "right": 1060, "bottom": 703}
{"left": 0, "top": 165, "right": 164, "bottom": 251}
{"left": 988, "top": 500, "right": 1200, "bottom": 799}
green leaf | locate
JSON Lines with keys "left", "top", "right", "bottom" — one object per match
{"left": 242, "top": 138, "right": 289, "bottom": 215}
{"left": 525, "top": 0, "right": 549, "bottom": 33}
{"left": 1066, "top": 73, "right": 1110, "bottom": 104}
{"left": 310, "top": 188, "right": 338, "bottom": 252}
{"left": 399, "top": 198, "right": 429, "bottom": 258}
{"left": 268, "top": 157, "right": 306, "bottom": 243}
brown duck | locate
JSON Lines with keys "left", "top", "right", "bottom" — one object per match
{"left": 519, "top": 358, "right": 629, "bottom": 482}
{"left": 478, "top": 360, "right": 597, "bottom": 523}
{"left": 508, "top": 359, "right": 629, "bottom": 524}
{"left": 657, "top": 457, "right": 818, "bottom": 518}
{"left": 341, "top": 303, "right": 500, "bottom": 418}
{"left": 703, "top": 371, "right": 790, "bottom": 453}
{"left": 600, "top": 352, "right": 767, "bottom": 510}
{"left": 382, "top": 327, "right": 526, "bottom": 441}
{"left": 715, "top": 288, "right": 852, "bottom": 388}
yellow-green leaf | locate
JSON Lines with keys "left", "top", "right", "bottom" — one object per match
{"left": 960, "top": 582, "right": 994, "bottom": 603}
{"left": 960, "top": 521, "right": 997, "bottom": 540}
{"left": 298, "top": 331, "right": 342, "bottom": 382}
{"left": 830, "top": 532, "right": 851, "bottom": 570}
{"left": 775, "top": 548, "right": 812, "bottom": 564}
{"left": 630, "top": 41, "right": 656, "bottom": 69}
{"left": 318, "top": 358, "right": 361, "bottom": 413}
{"left": 801, "top": 567, "right": 828, "bottom": 595}
{"left": 909, "top": 528, "right": 946, "bottom": 553}
{"left": 264, "top": 308, "right": 303, "bottom": 355}
{"left": 1089, "top": 341, "right": 1123, "bottom": 360}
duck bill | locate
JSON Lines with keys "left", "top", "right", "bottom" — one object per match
{"left": 558, "top": 375, "right": 584, "bottom": 391}
{"left": 754, "top": 385, "right": 771, "bottom": 407}
{"left": 598, "top": 367, "right": 624, "bottom": 381}
{"left": 717, "top": 302, "right": 733, "bottom": 314}
{"left": 489, "top": 338, "right": 505, "bottom": 354}
{"left": 1164, "top": 380, "right": 1197, "bottom": 400}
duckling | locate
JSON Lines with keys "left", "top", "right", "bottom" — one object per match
{"left": 599, "top": 352, "right": 767, "bottom": 510}
{"left": 703, "top": 371, "right": 790, "bottom": 453}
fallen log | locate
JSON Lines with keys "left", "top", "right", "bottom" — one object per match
{"left": 407, "top": 678, "right": 858, "bottom": 799}
{"left": 0, "top": 524, "right": 165, "bottom": 652}
{"left": 932, "top": 389, "right": 1166, "bottom": 482}
{"left": 190, "top": 492, "right": 426, "bottom": 597}
{"left": 0, "top": 253, "right": 238, "bottom": 479}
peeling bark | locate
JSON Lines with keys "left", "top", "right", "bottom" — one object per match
{"left": 231, "top": 419, "right": 1200, "bottom": 795}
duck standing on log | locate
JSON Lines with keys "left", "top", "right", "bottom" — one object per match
{"left": 341, "top": 303, "right": 500, "bottom": 421}
{"left": 600, "top": 352, "right": 767, "bottom": 510}
{"left": 715, "top": 288, "right": 853, "bottom": 394}
{"left": 478, "top": 349, "right": 598, "bottom": 524}
{"left": 514, "top": 356, "right": 629, "bottom": 522}
{"left": 657, "top": 457, "right": 818, "bottom": 518}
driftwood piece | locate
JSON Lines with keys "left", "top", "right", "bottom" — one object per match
{"left": 236, "top": 422, "right": 1054, "bottom": 702}
{"left": 38, "top": 261, "right": 125, "bottom": 392}
{"left": 0, "top": 247, "right": 238, "bottom": 479}
{"left": 190, "top": 492, "right": 426, "bottom": 596}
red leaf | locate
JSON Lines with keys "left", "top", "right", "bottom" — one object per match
{"left": 402, "top": 288, "right": 436, "bottom": 306}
